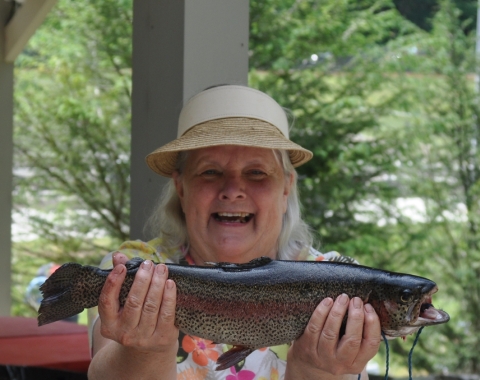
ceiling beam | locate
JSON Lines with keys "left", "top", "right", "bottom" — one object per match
{"left": 4, "top": 0, "right": 57, "bottom": 63}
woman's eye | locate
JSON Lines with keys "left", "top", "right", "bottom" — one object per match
{"left": 202, "top": 169, "right": 219, "bottom": 176}
{"left": 248, "top": 170, "right": 266, "bottom": 177}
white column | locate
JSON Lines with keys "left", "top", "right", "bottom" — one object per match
{"left": 0, "top": 1, "right": 14, "bottom": 316}
{"left": 130, "top": 0, "right": 249, "bottom": 239}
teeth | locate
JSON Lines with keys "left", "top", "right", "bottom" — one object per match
{"left": 214, "top": 212, "right": 253, "bottom": 223}
{"left": 217, "top": 212, "right": 251, "bottom": 217}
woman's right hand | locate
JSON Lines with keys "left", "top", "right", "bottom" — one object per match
{"left": 95, "top": 253, "right": 179, "bottom": 355}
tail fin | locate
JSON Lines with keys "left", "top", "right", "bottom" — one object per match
{"left": 38, "top": 263, "right": 97, "bottom": 326}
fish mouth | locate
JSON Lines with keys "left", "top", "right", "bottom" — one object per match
{"left": 213, "top": 212, "right": 254, "bottom": 224}
{"left": 383, "top": 285, "right": 450, "bottom": 339}
{"left": 409, "top": 286, "right": 450, "bottom": 327}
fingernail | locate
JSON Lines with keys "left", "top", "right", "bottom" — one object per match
{"left": 142, "top": 260, "right": 152, "bottom": 269}
{"left": 353, "top": 297, "right": 362, "bottom": 309}
{"left": 156, "top": 264, "right": 166, "bottom": 275}
{"left": 365, "top": 303, "right": 375, "bottom": 313}
{"left": 322, "top": 297, "right": 333, "bottom": 307}
{"left": 113, "top": 265, "right": 124, "bottom": 274}
{"left": 166, "top": 279, "right": 174, "bottom": 289}
{"left": 337, "top": 294, "right": 349, "bottom": 305}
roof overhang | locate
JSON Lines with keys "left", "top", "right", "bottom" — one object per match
{"left": 4, "top": 0, "right": 57, "bottom": 63}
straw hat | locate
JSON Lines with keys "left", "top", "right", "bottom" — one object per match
{"left": 145, "top": 85, "right": 313, "bottom": 177}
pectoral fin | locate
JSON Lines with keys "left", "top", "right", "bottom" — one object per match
{"left": 215, "top": 345, "right": 254, "bottom": 371}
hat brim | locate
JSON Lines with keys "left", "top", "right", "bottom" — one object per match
{"left": 146, "top": 118, "right": 313, "bottom": 177}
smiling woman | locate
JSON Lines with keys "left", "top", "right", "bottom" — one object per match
{"left": 173, "top": 146, "right": 292, "bottom": 264}
{"left": 150, "top": 147, "right": 313, "bottom": 262}
{"left": 150, "top": 145, "right": 312, "bottom": 261}
{"left": 87, "top": 85, "right": 383, "bottom": 380}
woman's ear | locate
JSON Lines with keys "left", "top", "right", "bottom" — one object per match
{"left": 285, "top": 172, "right": 294, "bottom": 195}
{"left": 283, "top": 172, "right": 294, "bottom": 213}
{"left": 172, "top": 171, "right": 184, "bottom": 200}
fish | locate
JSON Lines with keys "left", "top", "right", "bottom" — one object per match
{"left": 38, "top": 256, "right": 449, "bottom": 370}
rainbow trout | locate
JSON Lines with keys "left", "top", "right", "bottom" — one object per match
{"left": 38, "top": 257, "right": 449, "bottom": 370}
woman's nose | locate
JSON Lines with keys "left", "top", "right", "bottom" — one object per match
{"left": 219, "top": 175, "right": 246, "bottom": 200}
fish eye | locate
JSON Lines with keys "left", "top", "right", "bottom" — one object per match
{"left": 400, "top": 289, "right": 414, "bottom": 303}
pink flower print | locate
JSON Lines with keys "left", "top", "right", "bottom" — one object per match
{"left": 182, "top": 335, "right": 219, "bottom": 366}
{"left": 226, "top": 366, "right": 255, "bottom": 380}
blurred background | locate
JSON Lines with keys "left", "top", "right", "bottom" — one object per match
{"left": 9, "top": 0, "right": 480, "bottom": 376}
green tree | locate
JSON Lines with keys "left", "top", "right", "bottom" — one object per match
{"left": 249, "top": 0, "right": 418, "bottom": 261}
{"left": 385, "top": 0, "right": 480, "bottom": 372}
{"left": 249, "top": 0, "right": 472, "bottom": 374}
{"left": 14, "top": 0, "right": 132, "bottom": 263}
{"left": 393, "top": 0, "right": 477, "bottom": 33}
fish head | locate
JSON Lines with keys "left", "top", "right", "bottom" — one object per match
{"left": 369, "top": 274, "right": 450, "bottom": 338}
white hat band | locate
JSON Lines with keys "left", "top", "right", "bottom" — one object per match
{"left": 178, "top": 85, "right": 289, "bottom": 138}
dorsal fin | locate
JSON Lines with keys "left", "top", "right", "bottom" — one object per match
{"left": 125, "top": 257, "right": 144, "bottom": 270}
{"left": 204, "top": 256, "right": 273, "bottom": 272}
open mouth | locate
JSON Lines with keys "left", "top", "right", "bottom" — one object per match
{"left": 383, "top": 286, "right": 450, "bottom": 339}
{"left": 213, "top": 212, "right": 254, "bottom": 223}
{"left": 412, "top": 288, "right": 450, "bottom": 326}
{"left": 417, "top": 300, "right": 449, "bottom": 324}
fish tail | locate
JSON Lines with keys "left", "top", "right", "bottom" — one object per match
{"left": 38, "top": 263, "right": 104, "bottom": 326}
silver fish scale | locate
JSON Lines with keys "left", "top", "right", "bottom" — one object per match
{"left": 169, "top": 269, "right": 373, "bottom": 348}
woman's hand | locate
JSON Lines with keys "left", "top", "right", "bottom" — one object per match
{"left": 88, "top": 254, "right": 178, "bottom": 379}
{"left": 286, "top": 294, "right": 382, "bottom": 380}
{"left": 95, "top": 253, "right": 179, "bottom": 355}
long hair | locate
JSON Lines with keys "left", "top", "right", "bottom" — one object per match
{"left": 145, "top": 150, "right": 313, "bottom": 260}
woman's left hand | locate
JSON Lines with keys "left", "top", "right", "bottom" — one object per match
{"left": 285, "top": 294, "right": 382, "bottom": 380}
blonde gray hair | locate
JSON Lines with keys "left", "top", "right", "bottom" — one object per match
{"left": 146, "top": 150, "right": 313, "bottom": 260}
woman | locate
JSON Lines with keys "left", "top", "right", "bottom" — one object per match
{"left": 88, "top": 85, "right": 381, "bottom": 379}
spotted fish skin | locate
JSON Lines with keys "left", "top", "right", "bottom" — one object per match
{"left": 38, "top": 256, "right": 449, "bottom": 370}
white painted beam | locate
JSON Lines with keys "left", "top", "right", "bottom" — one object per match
{"left": 4, "top": 0, "right": 57, "bottom": 63}
{"left": 130, "top": 0, "right": 249, "bottom": 239}
{"left": 184, "top": 0, "right": 249, "bottom": 100}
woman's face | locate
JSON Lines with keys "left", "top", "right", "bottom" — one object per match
{"left": 173, "top": 146, "right": 293, "bottom": 264}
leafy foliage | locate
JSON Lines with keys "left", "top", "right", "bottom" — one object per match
{"left": 14, "top": 0, "right": 132, "bottom": 262}
{"left": 250, "top": 0, "right": 415, "bottom": 257}
{"left": 384, "top": 0, "right": 480, "bottom": 372}
{"left": 250, "top": 0, "right": 478, "bottom": 374}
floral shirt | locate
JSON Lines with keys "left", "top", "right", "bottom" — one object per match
{"left": 89, "top": 238, "right": 353, "bottom": 380}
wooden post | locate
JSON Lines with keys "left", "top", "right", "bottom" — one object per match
{"left": 0, "top": 1, "right": 14, "bottom": 316}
